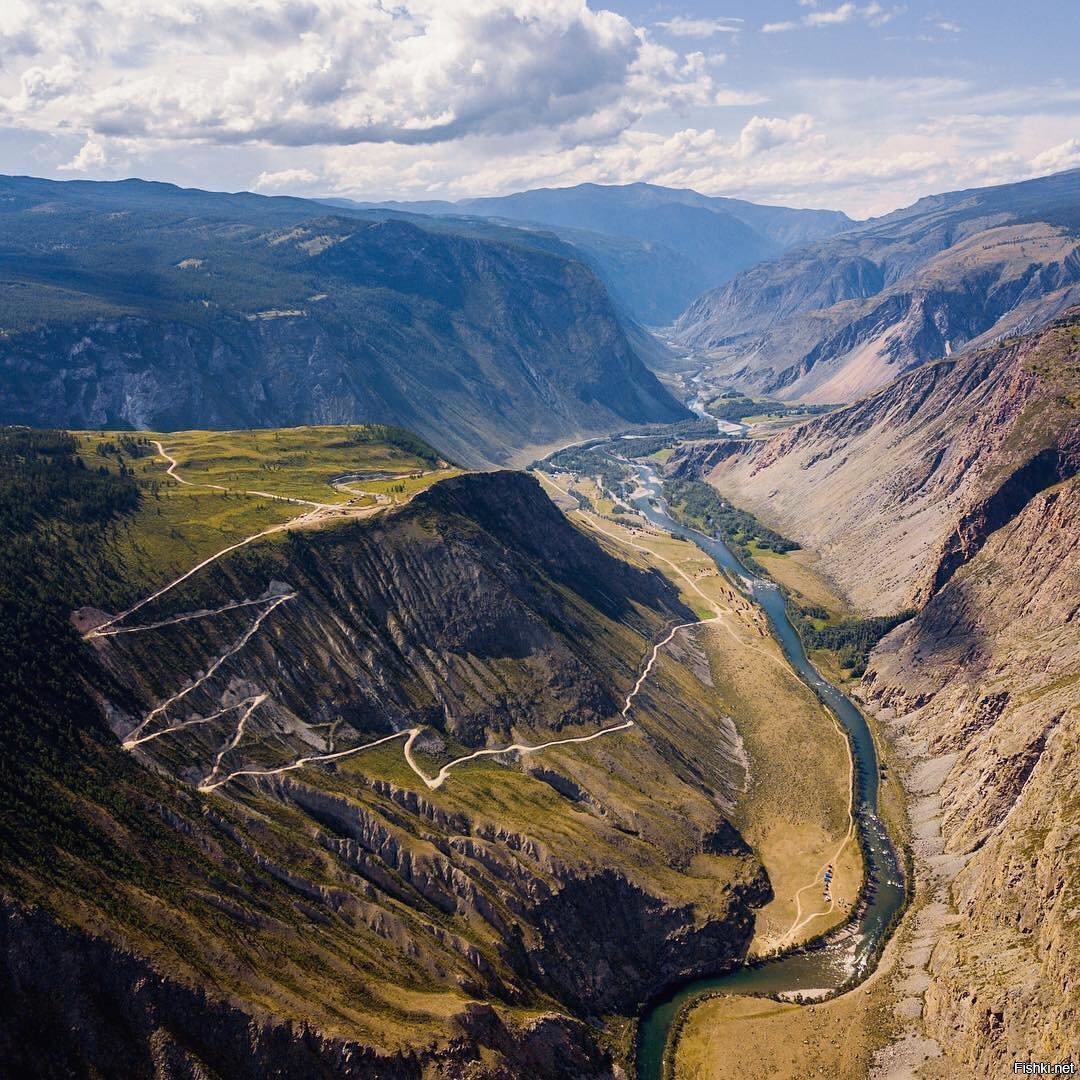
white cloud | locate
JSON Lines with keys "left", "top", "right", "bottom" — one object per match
{"left": 655, "top": 16, "right": 743, "bottom": 37}
{"left": 59, "top": 133, "right": 107, "bottom": 172}
{"left": 771, "top": 3, "right": 900, "bottom": 32}
{"left": 253, "top": 167, "right": 320, "bottom": 191}
{"left": 0, "top": 1, "right": 665, "bottom": 148}
{"left": 714, "top": 88, "right": 769, "bottom": 106}
{"left": 733, "top": 114, "right": 815, "bottom": 157}
{"left": 1030, "top": 138, "right": 1080, "bottom": 174}
{"left": 19, "top": 58, "right": 78, "bottom": 104}
{"left": 0, "top": 0, "right": 1074, "bottom": 220}
{"left": 805, "top": 4, "right": 856, "bottom": 26}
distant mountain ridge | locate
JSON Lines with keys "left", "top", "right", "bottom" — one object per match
{"left": 0, "top": 175, "right": 688, "bottom": 465}
{"left": 324, "top": 182, "right": 854, "bottom": 323}
{"left": 674, "top": 169, "right": 1080, "bottom": 402}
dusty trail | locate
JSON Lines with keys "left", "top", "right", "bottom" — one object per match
{"left": 200, "top": 611, "right": 706, "bottom": 792}
{"left": 775, "top": 705, "right": 857, "bottom": 947}
{"left": 538, "top": 469, "right": 859, "bottom": 950}
{"left": 84, "top": 441, "right": 384, "bottom": 639}
{"left": 92, "top": 595, "right": 288, "bottom": 637}
{"left": 86, "top": 516, "right": 313, "bottom": 639}
{"left": 124, "top": 694, "right": 266, "bottom": 750}
{"left": 104, "top": 443, "right": 705, "bottom": 795}
{"left": 197, "top": 729, "right": 416, "bottom": 792}
{"left": 120, "top": 593, "right": 294, "bottom": 749}
{"left": 155, "top": 441, "right": 338, "bottom": 510}
{"left": 199, "top": 695, "right": 268, "bottom": 790}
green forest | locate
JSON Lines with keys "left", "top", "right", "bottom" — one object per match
{"left": 663, "top": 476, "right": 799, "bottom": 566}
{"left": 792, "top": 604, "right": 916, "bottom": 676}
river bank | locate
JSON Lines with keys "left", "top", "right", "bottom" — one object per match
{"left": 622, "top": 463, "right": 907, "bottom": 1080}
{"left": 536, "top": 448, "right": 909, "bottom": 1080}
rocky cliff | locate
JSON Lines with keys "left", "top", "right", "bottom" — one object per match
{"left": 863, "top": 477, "right": 1079, "bottom": 1073}
{"left": 1, "top": 464, "right": 765, "bottom": 1077}
{"left": 670, "top": 314, "right": 1079, "bottom": 1073}
{"left": 0, "top": 175, "right": 688, "bottom": 466}
{"left": 671, "top": 312, "right": 1080, "bottom": 614}
{"left": 674, "top": 169, "right": 1080, "bottom": 403}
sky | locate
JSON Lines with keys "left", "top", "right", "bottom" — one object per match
{"left": 0, "top": 1, "right": 1077, "bottom": 217}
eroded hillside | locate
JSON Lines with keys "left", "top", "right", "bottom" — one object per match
{"left": 675, "top": 169, "right": 1080, "bottom": 403}
{"left": 671, "top": 312, "right": 1080, "bottom": 614}
{"left": 0, "top": 429, "right": 765, "bottom": 1078}
{"left": 667, "top": 314, "right": 1080, "bottom": 1074}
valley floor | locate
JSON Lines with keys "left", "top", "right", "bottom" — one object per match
{"left": 536, "top": 468, "right": 862, "bottom": 954}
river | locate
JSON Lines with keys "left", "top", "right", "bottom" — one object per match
{"left": 553, "top": 453, "right": 906, "bottom": 1080}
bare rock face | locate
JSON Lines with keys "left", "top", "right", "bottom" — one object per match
{"left": 675, "top": 311, "right": 1080, "bottom": 614}
{"left": 674, "top": 169, "right": 1080, "bottom": 404}
{"left": 864, "top": 480, "right": 1079, "bottom": 1072}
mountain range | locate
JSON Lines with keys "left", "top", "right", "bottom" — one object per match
{"left": 674, "top": 169, "right": 1080, "bottom": 403}
{"left": 327, "top": 182, "right": 854, "bottom": 324}
{"left": 2, "top": 163, "right": 1079, "bottom": 1080}
{"left": 0, "top": 175, "right": 688, "bottom": 467}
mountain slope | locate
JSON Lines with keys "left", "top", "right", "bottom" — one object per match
{"left": 0, "top": 175, "right": 688, "bottom": 466}
{"left": 669, "top": 311, "right": 1080, "bottom": 614}
{"left": 862, "top": 475, "right": 1079, "bottom": 1075}
{"left": 667, "top": 314, "right": 1080, "bottom": 1073}
{"left": 675, "top": 169, "right": 1080, "bottom": 402}
{"left": 0, "top": 428, "right": 763, "bottom": 1077}
{"left": 330, "top": 182, "right": 853, "bottom": 323}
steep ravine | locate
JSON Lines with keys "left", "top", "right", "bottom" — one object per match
{"left": 670, "top": 314, "right": 1079, "bottom": 1074}
{"left": 671, "top": 312, "right": 1080, "bottom": 614}
{"left": 673, "top": 169, "right": 1080, "bottom": 404}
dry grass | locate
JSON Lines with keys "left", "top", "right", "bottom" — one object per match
{"left": 675, "top": 988, "right": 889, "bottom": 1080}
{"left": 704, "top": 628, "right": 861, "bottom": 953}
{"left": 536, "top": 474, "right": 862, "bottom": 952}
{"left": 754, "top": 548, "right": 853, "bottom": 619}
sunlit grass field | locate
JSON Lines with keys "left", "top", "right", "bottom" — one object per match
{"left": 73, "top": 424, "right": 459, "bottom": 599}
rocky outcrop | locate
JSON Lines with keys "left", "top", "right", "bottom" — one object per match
{"left": 863, "top": 479, "right": 1079, "bottom": 1072}
{"left": 0, "top": 175, "right": 688, "bottom": 467}
{"left": 673, "top": 312, "right": 1080, "bottom": 613}
{"left": 0, "top": 900, "right": 615, "bottom": 1080}
{"left": 24, "top": 469, "right": 762, "bottom": 1077}
{"left": 674, "top": 169, "right": 1080, "bottom": 402}
{"left": 515, "top": 868, "right": 767, "bottom": 1015}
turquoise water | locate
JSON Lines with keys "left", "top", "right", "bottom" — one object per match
{"left": 626, "top": 464, "right": 906, "bottom": 1080}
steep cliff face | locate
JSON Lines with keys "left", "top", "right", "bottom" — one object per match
{"left": 669, "top": 315, "right": 1079, "bottom": 1073}
{"left": 671, "top": 313, "right": 1080, "bottom": 614}
{"left": 0, "top": 175, "right": 687, "bottom": 466}
{"left": 863, "top": 479, "right": 1079, "bottom": 1072}
{"left": 1, "top": 466, "right": 765, "bottom": 1077}
{"left": 674, "top": 169, "right": 1080, "bottom": 402}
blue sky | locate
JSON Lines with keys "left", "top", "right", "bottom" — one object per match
{"left": 0, "top": 1, "right": 1076, "bottom": 215}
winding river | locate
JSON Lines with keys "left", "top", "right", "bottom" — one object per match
{"left": 550, "top": 450, "right": 906, "bottom": 1080}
